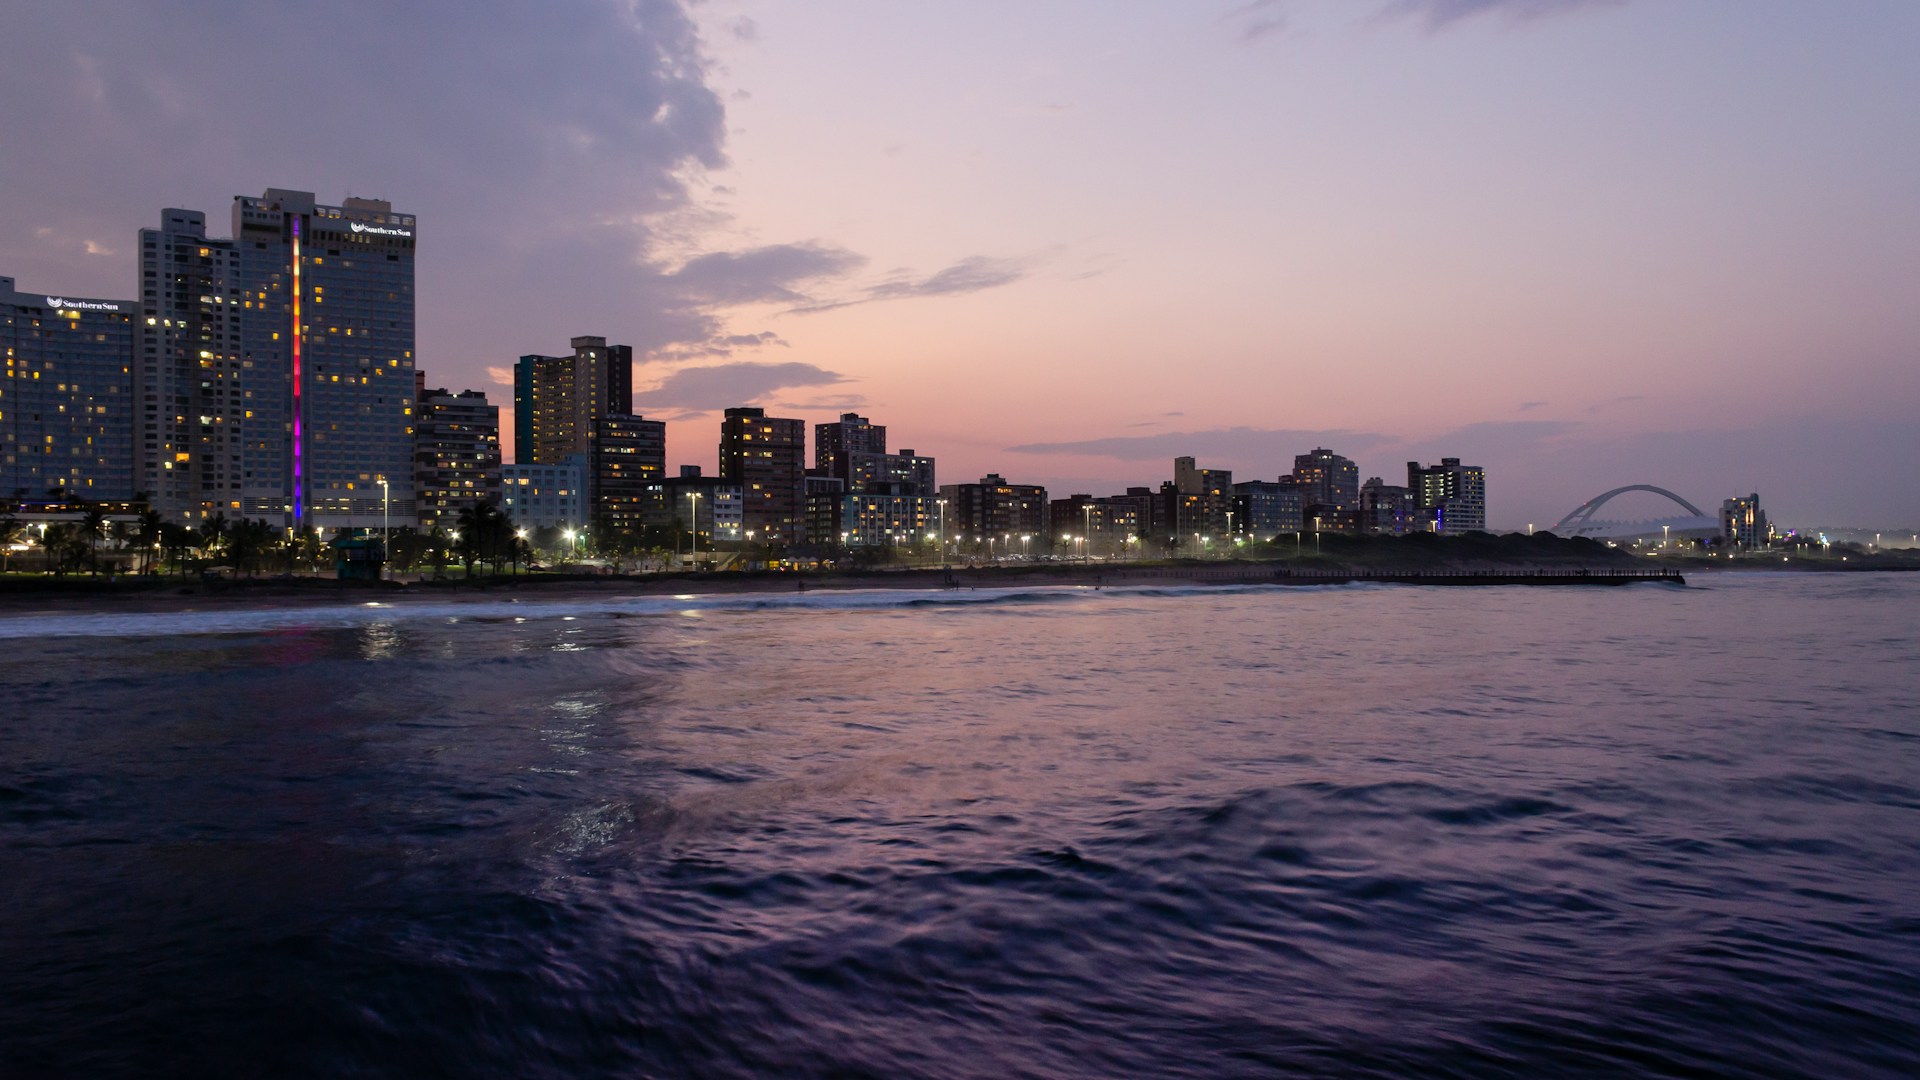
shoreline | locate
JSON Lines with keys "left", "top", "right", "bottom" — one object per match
{"left": 0, "top": 558, "right": 1696, "bottom": 619}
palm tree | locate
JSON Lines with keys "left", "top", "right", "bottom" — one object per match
{"left": 159, "top": 523, "right": 197, "bottom": 574}
{"left": 0, "top": 510, "right": 20, "bottom": 574}
{"left": 135, "top": 509, "right": 163, "bottom": 575}
{"left": 451, "top": 501, "right": 518, "bottom": 576}
{"left": 43, "top": 523, "right": 90, "bottom": 577}
{"left": 80, "top": 507, "right": 108, "bottom": 576}
{"left": 228, "top": 519, "right": 274, "bottom": 577}
{"left": 290, "top": 525, "right": 323, "bottom": 574}
{"left": 198, "top": 512, "right": 230, "bottom": 564}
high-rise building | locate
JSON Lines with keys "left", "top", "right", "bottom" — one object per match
{"left": 1293, "top": 448, "right": 1359, "bottom": 520}
{"left": 940, "top": 473, "right": 1048, "bottom": 547}
{"left": 1720, "top": 494, "right": 1767, "bottom": 548}
{"left": 815, "top": 412, "right": 886, "bottom": 470}
{"left": 136, "top": 209, "right": 245, "bottom": 521}
{"left": 816, "top": 412, "right": 936, "bottom": 497}
{"left": 1, "top": 277, "right": 136, "bottom": 500}
{"left": 233, "top": 189, "right": 419, "bottom": 530}
{"left": 718, "top": 406, "right": 805, "bottom": 544}
{"left": 414, "top": 388, "right": 501, "bottom": 531}
{"left": 1172, "top": 456, "right": 1234, "bottom": 537}
{"left": 138, "top": 191, "right": 419, "bottom": 530}
{"left": 513, "top": 336, "right": 632, "bottom": 464}
{"left": 1407, "top": 457, "right": 1486, "bottom": 535}
{"left": 589, "top": 413, "right": 665, "bottom": 535}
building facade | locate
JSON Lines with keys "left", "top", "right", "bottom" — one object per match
{"left": 1294, "top": 447, "right": 1360, "bottom": 521}
{"left": 940, "top": 473, "right": 1048, "bottom": 548}
{"left": 1173, "top": 456, "right": 1234, "bottom": 538}
{"left": 501, "top": 458, "right": 585, "bottom": 533}
{"left": 513, "top": 336, "right": 632, "bottom": 465}
{"left": 135, "top": 191, "right": 420, "bottom": 529}
{"left": 1, "top": 277, "right": 136, "bottom": 501}
{"left": 660, "top": 473, "right": 746, "bottom": 545}
{"left": 1720, "top": 493, "right": 1767, "bottom": 548}
{"left": 718, "top": 406, "right": 805, "bottom": 545}
{"left": 233, "top": 188, "right": 419, "bottom": 530}
{"left": 1233, "top": 478, "right": 1305, "bottom": 539}
{"left": 588, "top": 413, "right": 665, "bottom": 535}
{"left": 136, "top": 209, "right": 246, "bottom": 521}
{"left": 839, "top": 492, "right": 936, "bottom": 548}
{"left": 1359, "top": 477, "right": 1416, "bottom": 536}
{"left": 1408, "top": 457, "right": 1487, "bottom": 535}
{"left": 414, "top": 388, "right": 501, "bottom": 531}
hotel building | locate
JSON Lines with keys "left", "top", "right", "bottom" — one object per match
{"left": 1, "top": 277, "right": 136, "bottom": 500}
{"left": 138, "top": 190, "right": 420, "bottom": 529}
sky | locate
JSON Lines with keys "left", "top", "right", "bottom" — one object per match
{"left": 3, "top": 0, "right": 1916, "bottom": 530}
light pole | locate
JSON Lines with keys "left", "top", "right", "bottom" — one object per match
{"left": 688, "top": 492, "right": 702, "bottom": 564}
{"left": 564, "top": 528, "right": 577, "bottom": 562}
{"left": 937, "top": 498, "right": 947, "bottom": 562}
{"left": 1022, "top": 533, "right": 1031, "bottom": 558}
{"left": 378, "top": 477, "right": 389, "bottom": 580}
{"left": 1662, "top": 523, "right": 1671, "bottom": 550}
{"left": 1082, "top": 503, "right": 1094, "bottom": 562}
{"left": 1226, "top": 510, "right": 1234, "bottom": 553}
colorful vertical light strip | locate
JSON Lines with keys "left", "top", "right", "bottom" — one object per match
{"left": 291, "top": 216, "right": 303, "bottom": 524}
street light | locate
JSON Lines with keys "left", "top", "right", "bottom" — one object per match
{"left": 1662, "top": 524, "right": 1671, "bottom": 550}
{"left": 1022, "top": 534, "right": 1031, "bottom": 558}
{"left": 1082, "top": 503, "right": 1094, "bottom": 563}
{"left": 378, "top": 477, "right": 389, "bottom": 580}
{"left": 936, "top": 498, "right": 948, "bottom": 561}
{"left": 687, "top": 492, "right": 702, "bottom": 563}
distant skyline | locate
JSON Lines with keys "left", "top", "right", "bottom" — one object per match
{"left": 3, "top": 0, "right": 1916, "bottom": 528}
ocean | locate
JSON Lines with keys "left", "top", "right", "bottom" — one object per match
{"left": 2, "top": 573, "right": 1916, "bottom": 1078}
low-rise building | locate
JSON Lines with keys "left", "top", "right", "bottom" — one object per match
{"left": 502, "top": 457, "right": 585, "bottom": 533}
{"left": 1359, "top": 477, "right": 1416, "bottom": 536}
{"left": 1234, "top": 478, "right": 1305, "bottom": 538}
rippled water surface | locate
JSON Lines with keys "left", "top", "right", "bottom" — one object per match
{"left": 3, "top": 573, "right": 1917, "bottom": 1078}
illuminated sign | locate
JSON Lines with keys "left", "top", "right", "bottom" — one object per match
{"left": 45, "top": 296, "right": 124, "bottom": 312}
{"left": 349, "top": 222, "right": 413, "bottom": 238}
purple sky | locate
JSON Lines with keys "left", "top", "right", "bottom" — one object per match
{"left": 3, "top": 0, "right": 1915, "bottom": 529}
